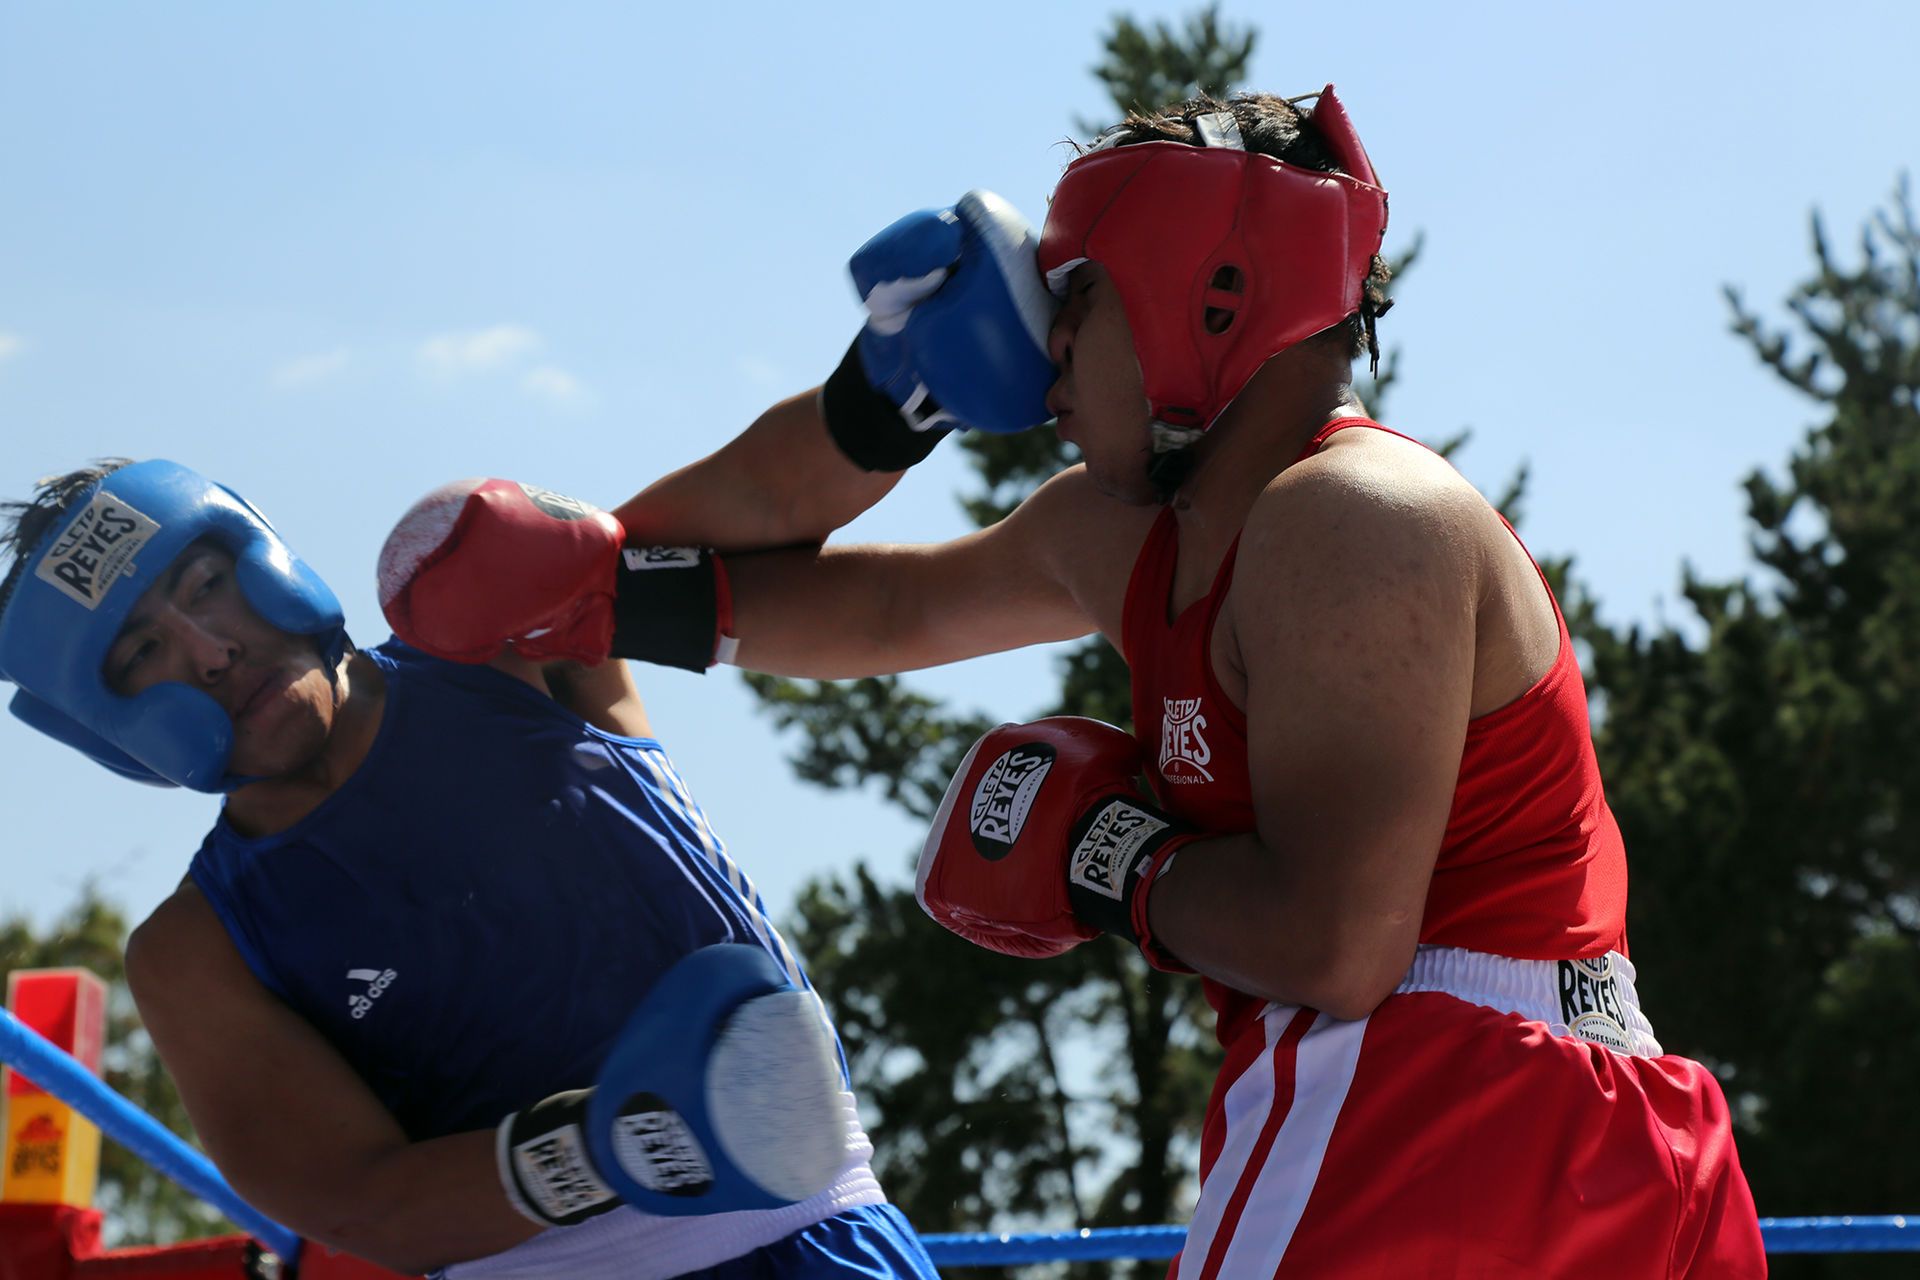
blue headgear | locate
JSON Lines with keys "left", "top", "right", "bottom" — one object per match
{"left": 0, "top": 460, "right": 346, "bottom": 792}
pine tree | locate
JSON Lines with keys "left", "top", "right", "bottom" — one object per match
{"left": 1085, "top": 4, "right": 1255, "bottom": 126}
{"left": 1577, "top": 179, "right": 1920, "bottom": 1278}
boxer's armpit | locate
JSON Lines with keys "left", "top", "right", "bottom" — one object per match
{"left": 541, "top": 658, "right": 651, "bottom": 738}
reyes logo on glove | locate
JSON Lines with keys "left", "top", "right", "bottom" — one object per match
{"left": 608, "top": 1093, "right": 715, "bottom": 1197}
{"left": 621, "top": 546, "right": 702, "bottom": 571}
{"left": 969, "top": 743, "right": 1056, "bottom": 859}
{"left": 517, "top": 483, "right": 604, "bottom": 523}
{"left": 508, "top": 1122, "right": 618, "bottom": 1222}
{"left": 1068, "top": 799, "right": 1171, "bottom": 901}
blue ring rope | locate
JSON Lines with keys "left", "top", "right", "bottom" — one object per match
{"left": 0, "top": 1007, "right": 302, "bottom": 1261}
{"left": 2, "top": 1010, "right": 1913, "bottom": 1262}
{"left": 1758, "top": 1216, "right": 1917, "bottom": 1253}
{"left": 917, "top": 1216, "right": 1920, "bottom": 1263}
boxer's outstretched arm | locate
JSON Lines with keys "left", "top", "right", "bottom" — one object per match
{"left": 614, "top": 391, "right": 903, "bottom": 553}
{"left": 717, "top": 465, "right": 1121, "bottom": 678}
{"left": 127, "top": 886, "right": 542, "bottom": 1274}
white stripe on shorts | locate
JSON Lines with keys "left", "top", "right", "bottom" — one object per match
{"left": 1177, "top": 1008, "right": 1368, "bottom": 1280}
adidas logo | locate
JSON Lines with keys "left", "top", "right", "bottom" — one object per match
{"left": 347, "top": 967, "right": 398, "bottom": 1020}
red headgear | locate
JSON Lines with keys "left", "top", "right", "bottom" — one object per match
{"left": 1037, "top": 86, "right": 1388, "bottom": 442}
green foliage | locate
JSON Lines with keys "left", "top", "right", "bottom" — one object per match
{"left": 742, "top": 674, "right": 994, "bottom": 821}
{"left": 1086, "top": 3, "right": 1255, "bottom": 126}
{"left": 1578, "top": 179, "right": 1919, "bottom": 1277}
{"left": 0, "top": 886, "right": 232, "bottom": 1246}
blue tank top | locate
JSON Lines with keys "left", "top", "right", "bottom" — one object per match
{"left": 189, "top": 640, "right": 834, "bottom": 1142}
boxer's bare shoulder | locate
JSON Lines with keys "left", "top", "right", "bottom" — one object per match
{"left": 1274, "top": 428, "right": 1560, "bottom": 712}
{"left": 1273, "top": 422, "right": 1482, "bottom": 510}
{"left": 1005, "top": 462, "right": 1161, "bottom": 643}
{"left": 1226, "top": 423, "right": 1560, "bottom": 725}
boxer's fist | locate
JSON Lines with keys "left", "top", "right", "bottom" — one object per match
{"left": 497, "top": 945, "right": 849, "bottom": 1225}
{"left": 823, "top": 190, "right": 1059, "bottom": 470}
{"left": 377, "top": 478, "right": 623, "bottom": 665}
{"left": 853, "top": 189, "right": 1058, "bottom": 435}
{"left": 915, "top": 718, "right": 1199, "bottom": 961}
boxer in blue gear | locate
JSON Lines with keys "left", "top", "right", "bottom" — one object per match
{"left": 0, "top": 459, "right": 939, "bottom": 1280}
{"left": 0, "top": 459, "right": 346, "bottom": 790}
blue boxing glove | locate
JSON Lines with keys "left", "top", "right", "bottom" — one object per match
{"left": 495, "top": 945, "right": 849, "bottom": 1225}
{"left": 822, "top": 189, "right": 1059, "bottom": 471}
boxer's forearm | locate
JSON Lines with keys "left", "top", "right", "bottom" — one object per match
{"left": 721, "top": 543, "right": 962, "bottom": 678}
{"left": 721, "top": 539, "right": 1092, "bottom": 679}
{"left": 614, "top": 390, "right": 903, "bottom": 552}
{"left": 1144, "top": 832, "right": 1424, "bottom": 1022}
{"left": 235, "top": 1129, "right": 540, "bottom": 1275}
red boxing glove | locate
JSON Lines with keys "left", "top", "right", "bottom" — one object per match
{"left": 914, "top": 717, "right": 1201, "bottom": 963}
{"left": 378, "top": 479, "right": 624, "bottom": 664}
{"left": 379, "top": 479, "right": 737, "bottom": 672}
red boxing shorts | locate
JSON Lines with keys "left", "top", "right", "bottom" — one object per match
{"left": 1174, "top": 948, "right": 1767, "bottom": 1279}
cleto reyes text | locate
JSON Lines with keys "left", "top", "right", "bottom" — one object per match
{"left": 34, "top": 493, "right": 160, "bottom": 609}
{"left": 969, "top": 743, "right": 1056, "bottom": 856}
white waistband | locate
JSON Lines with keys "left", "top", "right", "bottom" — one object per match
{"left": 444, "top": 1095, "right": 886, "bottom": 1280}
{"left": 1393, "top": 945, "right": 1664, "bottom": 1058}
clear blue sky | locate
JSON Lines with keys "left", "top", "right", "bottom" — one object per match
{"left": 1, "top": 1, "right": 1914, "bottom": 936}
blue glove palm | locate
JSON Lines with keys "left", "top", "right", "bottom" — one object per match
{"left": 497, "top": 945, "right": 848, "bottom": 1224}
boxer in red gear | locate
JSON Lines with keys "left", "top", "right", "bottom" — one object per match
{"left": 619, "top": 88, "right": 1767, "bottom": 1277}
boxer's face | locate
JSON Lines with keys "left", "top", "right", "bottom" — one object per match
{"left": 1046, "top": 262, "right": 1158, "bottom": 505}
{"left": 102, "top": 541, "right": 338, "bottom": 778}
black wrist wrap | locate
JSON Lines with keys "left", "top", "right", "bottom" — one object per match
{"left": 1063, "top": 796, "right": 1196, "bottom": 944}
{"left": 821, "top": 340, "right": 952, "bottom": 472}
{"left": 609, "top": 547, "right": 720, "bottom": 673}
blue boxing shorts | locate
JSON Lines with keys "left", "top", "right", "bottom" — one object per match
{"left": 684, "top": 1206, "right": 938, "bottom": 1280}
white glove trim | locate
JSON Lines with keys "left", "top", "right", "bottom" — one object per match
{"left": 862, "top": 267, "right": 951, "bottom": 333}
{"left": 958, "top": 189, "right": 1058, "bottom": 351}
{"left": 1044, "top": 255, "right": 1089, "bottom": 301}
{"left": 913, "top": 729, "right": 994, "bottom": 919}
{"left": 375, "top": 477, "right": 488, "bottom": 609}
{"left": 496, "top": 1108, "right": 621, "bottom": 1227}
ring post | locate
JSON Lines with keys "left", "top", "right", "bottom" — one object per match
{"left": 3, "top": 970, "right": 106, "bottom": 1209}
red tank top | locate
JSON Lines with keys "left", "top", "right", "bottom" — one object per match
{"left": 1121, "top": 420, "right": 1627, "bottom": 1014}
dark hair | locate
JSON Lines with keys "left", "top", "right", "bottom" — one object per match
{"left": 1097, "top": 91, "right": 1394, "bottom": 367}
{"left": 0, "top": 460, "right": 134, "bottom": 625}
